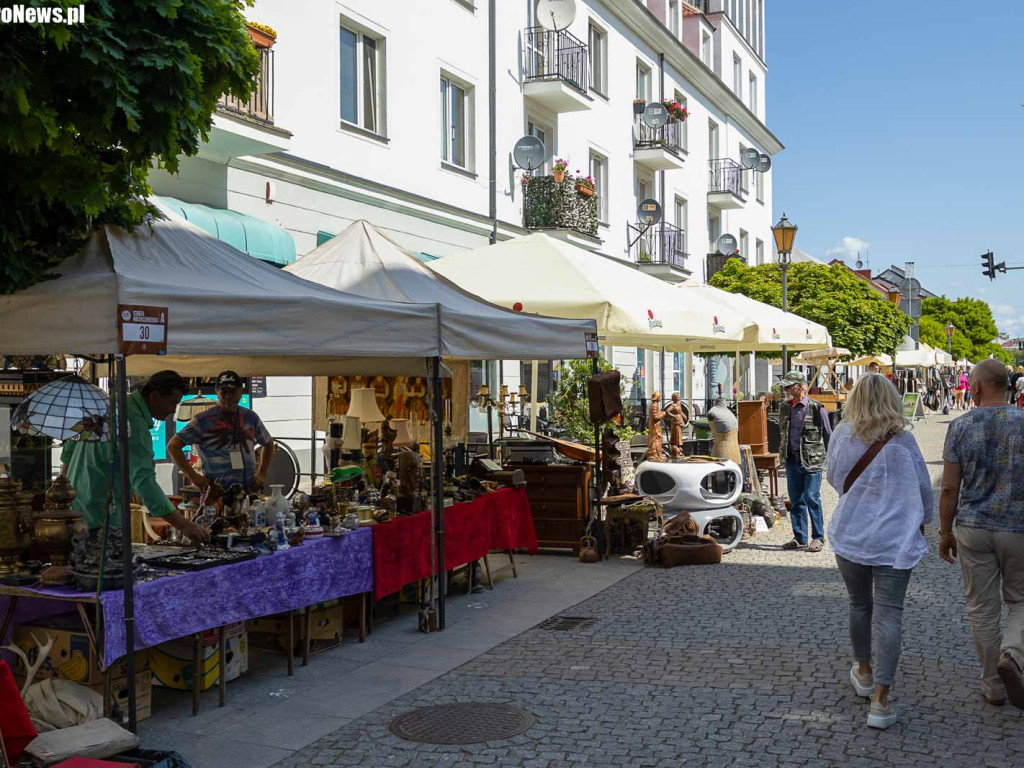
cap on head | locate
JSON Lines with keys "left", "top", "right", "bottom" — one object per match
{"left": 778, "top": 370, "right": 808, "bottom": 389}
{"left": 215, "top": 370, "right": 243, "bottom": 390}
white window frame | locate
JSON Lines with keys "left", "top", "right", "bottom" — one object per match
{"left": 748, "top": 72, "right": 758, "bottom": 113}
{"left": 440, "top": 73, "right": 472, "bottom": 170}
{"left": 674, "top": 90, "right": 688, "bottom": 152}
{"left": 756, "top": 164, "right": 764, "bottom": 203}
{"left": 636, "top": 171, "right": 653, "bottom": 209}
{"left": 588, "top": 21, "right": 608, "bottom": 95}
{"left": 739, "top": 229, "right": 749, "bottom": 260}
{"left": 589, "top": 150, "right": 608, "bottom": 223}
{"left": 701, "top": 31, "right": 711, "bottom": 66}
{"left": 526, "top": 115, "right": 554, "bottom": 175}
{"left": 708, "top": 119, "right": 719, "bottom": 161}
{"left": 669, "top": 0, "right": 679, "bottom": 37}
{"left": 755, "top": 238, "right": 764, "bottom": 265}
{"left": 739, "top": 143, "right": 749, "bottom": 193}
{"left": 339, "top": 19, "right": 386, "bottom": 136}
{"left": 732, "top": 53, "right": 742, "bottom": 97}
{"left": 636, "top": 60, "right": 652, "bottom": 102}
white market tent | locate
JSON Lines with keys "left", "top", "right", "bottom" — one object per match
{"left": 673, "top": 281, "right": 831, "bottom": 353}
{"left": 427, "top": 232, "right": 751, "bottom": 349}
{"left": 895, "top": 342, "right": 940, "bottom": 368}
{"left": 934, "top": 348, "right": 954, "bottom": 367}
{"left": 0, "top": 211, "right": 446, "bottom": 377}
{"left": 284, "top": 220, "right": 595, "bottom": 361}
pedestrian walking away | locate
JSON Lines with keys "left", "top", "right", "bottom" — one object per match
{"left": 826, "top": 373, "right": 933, "bottom": 729}
{"left": 778, "top": 370, "right": 831, "bottom": 552}
{"left": 953, "top": 367, "right": 967, "bottom": 410}
{"left": 939, "top": 358, "right": 1024, "bottom": 709}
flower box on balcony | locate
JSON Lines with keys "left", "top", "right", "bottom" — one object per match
{"left": 523, "top": 174, "right": 598, "bottom": 236}
{"left": 247, "top": 22, "right": 277, "bottom": 49}
{"left": 575, "top": 182, "right": 594, "bottom": 197}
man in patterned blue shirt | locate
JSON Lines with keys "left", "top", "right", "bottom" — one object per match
{"left": 940, "top": 358, "right": 1024, "bottom": 709}
{"left": 167, "top": 371, "right": 276, "bottom": 494}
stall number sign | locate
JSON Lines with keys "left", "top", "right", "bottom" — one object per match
{"left": 118, "top": 305, "right": 168, "bottom": 355}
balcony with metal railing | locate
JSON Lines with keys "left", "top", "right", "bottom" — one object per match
{"left": 205, "top": 44, "right": 291, "bottom": 162}
{"left": 522, "top": 26, "right": 592, "bottom": 113}
{"left": 523, "top": 175, "right": 599, "bottom": 238}
{"left": 708, "top": 158, "right": 746, "bottom": 209}
{"left": 629, "top": 222, "right": 690, "bottom": 281}
{"left": 633, "top": 113, "right": 686, "bottom": 172}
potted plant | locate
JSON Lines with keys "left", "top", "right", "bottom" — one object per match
{"left": 575, "top": 175, "right": 595, "bottom": 197}
{"left": 637, "top": 245, "right": 651, "bottom": 263}
{"left": 633, "top": 99, "right": 646, "bottom": 115}
{"left": 247, "top": 21, "right": 277, "bottom": 49}
{"left": 553, "top": 158, "right": 568, "bottom": 183}
{"left": 661, "top": 99, "right": 688, "bottom": 122}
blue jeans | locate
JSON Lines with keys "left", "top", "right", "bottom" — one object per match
{"left": 835, "top": 555, "right": 914, "bottom": 687}
{"left": 786, "top": 458, "right": 824, "bottom": 545}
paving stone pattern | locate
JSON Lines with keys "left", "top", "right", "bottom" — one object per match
{"left": 277, "top": 415, "right": 1024, "bottom": 767}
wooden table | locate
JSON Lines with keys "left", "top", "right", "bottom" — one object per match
{"left": 752, "top": 453, "right": 781, "bottom": 503}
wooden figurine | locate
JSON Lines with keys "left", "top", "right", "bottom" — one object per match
{"left": 664, "top": 392, "right": 689, "bottom": 458}
{"left": 647, "top": 392, "right": 666, "bottom": 462}
{"left": 380, "top": 417, "right": 398, "bottom": 458}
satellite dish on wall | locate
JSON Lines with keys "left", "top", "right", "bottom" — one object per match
{"left": 740, "top": 147, "right": 761, "bottom": 170}
{"left": 756, "top": 153, "right": 772, "bottom": 173}
{"left": 641, "top": 103, "right": 669, "bottom": 129}
{"left": 637, "top": 198, "right": 662, "bottom": 227}
{"left": 716, "top": 233, "right": 738, "bottom": 255}
{"left": 536, "top": 0, "right": 576, "bottom": 31}
{"left": 512, "top": 135, "right": 546, "bottom": 171}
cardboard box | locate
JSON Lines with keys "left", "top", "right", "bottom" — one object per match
{"left": 150, "top": 623, "right": 247, "bottom": 691}
{"left": 247, "top": 603, "right": 344, "bottom": 654}
{"left": 12, "top": 612, "right": 149, "bottom": 687}
{"left": 86, "top": 670, "right": 153, "bottom": 722}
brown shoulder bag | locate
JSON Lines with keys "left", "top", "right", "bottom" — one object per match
{"left": 842, "top": 436, "right": 894, "bottom": 494}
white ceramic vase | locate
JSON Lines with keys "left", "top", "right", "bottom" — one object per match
{"left": 265, "top": 485, "right": 290, "bottom": 527}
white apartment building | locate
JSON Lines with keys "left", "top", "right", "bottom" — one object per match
{"left": 149, "top": 0, "right": 783, "bottom": 449}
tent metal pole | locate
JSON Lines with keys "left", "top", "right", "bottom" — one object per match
{"left": 488, "top": 0, "right": 497, "bottom": 245}
{"left": 114, "top": 354, "right": 137, "bottom": 733}
{"left": 591, "top": 356, "right": 601, "bottom": 520}
{"left": 432, "top": 357, "right": 446, "bottom": 630}
{"left": 660, "top": 346, "right": 666, "bottom": 397}
{"left": 529, "top": 360, "right": 539, "bottom": 433}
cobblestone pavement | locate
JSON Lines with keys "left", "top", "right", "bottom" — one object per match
{"left": 277, "top": 415, "right": 1024, "bottom": 767}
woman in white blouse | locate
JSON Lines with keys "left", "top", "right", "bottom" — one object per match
{"left": 826, "top": 373, "right": 933, "bottom": 730}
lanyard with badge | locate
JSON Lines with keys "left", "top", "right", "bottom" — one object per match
{"left": 227, "top": 410, "right": 245, "bottom": 471}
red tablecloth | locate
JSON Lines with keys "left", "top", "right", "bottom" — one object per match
{"left": 372, "top": 488, "right": 537, "bottom": 599}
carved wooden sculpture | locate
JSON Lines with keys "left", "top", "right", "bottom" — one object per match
{"left": 664, "top": 392, "right": 689, "bottom": 458}
{"left": 647, "top": 392, "right": 666, "bottom": 462}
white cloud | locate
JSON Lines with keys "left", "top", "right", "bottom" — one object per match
{"left": 992, "top": 304, "right": 1024, "bottom": 336}
{"left": 824, "top": 236, "right": 871, "bottom": 261}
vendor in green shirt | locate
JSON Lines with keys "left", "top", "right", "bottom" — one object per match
{"left": 60, "top": 370, "right": 209, "bottom": 543}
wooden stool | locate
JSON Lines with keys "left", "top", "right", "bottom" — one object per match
{"left": 752, "top": 453, "right": 780, "bottom": 503}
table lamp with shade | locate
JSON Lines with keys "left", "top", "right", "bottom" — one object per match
{"left": 391, "top": 418, "right": 413, "bottom": 448}
{"left": 346, "top": 387, "right": 386, "bottom": 477}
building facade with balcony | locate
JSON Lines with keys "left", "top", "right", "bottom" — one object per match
{"left": 149, "top": 0, "right": 783, "bottom": 431}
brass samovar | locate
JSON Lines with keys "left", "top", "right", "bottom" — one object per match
{"left": 0, "top": 471, "right": 33, "bottom": 575}
{"left": 34, "top": 475, "right": 82, "bottom": 585}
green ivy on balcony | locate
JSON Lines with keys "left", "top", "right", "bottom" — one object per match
{"left": 523, "top": 175, "right": 598, "bottom": 237}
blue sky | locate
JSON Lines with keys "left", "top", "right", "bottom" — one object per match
{"left": 767, "top": 0, "right": 1024, "bottom": 335}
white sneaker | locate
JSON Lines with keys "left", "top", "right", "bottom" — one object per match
{"left": 849, "top": 665, "right": 873, "bottom": 698}
{"left": 867, "top": 700, "right": 897, "bottom": 729}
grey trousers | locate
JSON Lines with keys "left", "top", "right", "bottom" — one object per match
{"left": 957, "top": 525, "right": 1024, "bottom": 699}
{"left": 835, "top": 555, "right": 914, "bottom": 687}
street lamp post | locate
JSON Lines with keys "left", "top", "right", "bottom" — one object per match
{"left": 771, "top": 213, "right": 799, "bottom": 374}
{"left": 944, "top": 323, "right": 956, "bottom": 356}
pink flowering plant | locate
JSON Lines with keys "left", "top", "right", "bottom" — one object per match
{"left": 553, "top": 158, "right": 569, "bottom": 173}
{"left": 662, "top": 100, "right": 689, "bottom": 121}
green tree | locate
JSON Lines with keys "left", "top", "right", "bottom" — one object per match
{"left": 548, "top": 358, "right": 635, "bottom": 444}
{"left": 919, "top": 296, "right": 1013, "bottom": 364}
{"left": 708, "top": 260, "right": 911, "bottom": 358}
{"left": 1, "top": 0, "right": 260, "bottom": 293}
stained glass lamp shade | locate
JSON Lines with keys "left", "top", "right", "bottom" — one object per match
{"left": 12, "top": 375, "right": 110, "bottom": 441}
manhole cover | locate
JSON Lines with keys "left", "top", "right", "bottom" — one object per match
{"left": 388, "top": 702, "right": 537, "bottom": 744}
{"left": 539, "top": 616, "right": 596, "bottom": 631}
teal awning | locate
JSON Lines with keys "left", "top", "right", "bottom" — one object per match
{"left": 157, "top": 196, "right": 296, "bottom": 266}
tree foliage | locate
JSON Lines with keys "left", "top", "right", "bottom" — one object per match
{"left": 0, "top": 0, "right": 260, "bottom": 293}
{"left": 548, "top": 358, "right": 635, "bottom": 445}
{"left": 708, "top": 260, "right": 911, "bottom": 358}
{"left": 919, "top": 296, "right": 1013, "bottom": 364}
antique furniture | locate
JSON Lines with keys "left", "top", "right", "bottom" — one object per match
{"left": 737, "top": 399, "right": 769, "bottom": 456}
{"left": 752, "top": 453, "right": 781, "bottom": 504}
{"left": 507, "top": 463, "right": 590, "bottom": 554}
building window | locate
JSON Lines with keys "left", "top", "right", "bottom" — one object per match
{"left": 739, "top": 143, "right": 749, "bottom": 193}
{"left": 749, "top": 72, "right": 758, "bottom": 113}
{"left": 440, "top": 75, "right": 470, "bottom": 169}
{"left": 674, "top": 196, "right": 687, "bottom": 235}
{"left": 527, "top": 117, "right": 552, "bottom": 174}
{"left": 636, "top": 60, "right": 651, "bottom": 102}
{"left": 588, "top": 23, "right": 607, "bottom": 95}
{"left": 708, "top": 209, "right": 721, "bottom": 245}
{"left": 739, "top": 229, "right": 748, "bottom": 260}
{"left": 589, "top": 151, "right": 608, "bottom": 222}
{"left": 675, "top": 91, "right": 688, "bottom": 151}
{"left": 635, "top": 349, "right": 646, "bottom": 399}
{"left": 340, "top": 22, "right": 385, "bottom": 134}
{"left": 708, "top": 119, "right": 719, "bottom": 160}
{"left": 701, "top": 31, "right": 711, "bottom": 66}
{"left": 756, "top": 165, "right": 764, "bottom": 202}
{"left": 756, "top": 238, "right": 764, "bottom": 265}
{"left": 636, "top": 175, "right": 652, "bottom": 209}
{"left": 732, "top": 54, "right": 742, "bottom": 97}
{"left": 673, "top": 352, "right": 682, "bottom": 392}
{"left": 669, "top": 0, "right": 679, "bottom": 36}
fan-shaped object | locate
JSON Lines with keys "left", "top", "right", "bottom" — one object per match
{"left": 12, "top": 376, "right": 110, "bottom": 441}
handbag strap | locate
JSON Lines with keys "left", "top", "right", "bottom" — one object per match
{"left": 843, "top": 436, "right": 894, "bottom": 494}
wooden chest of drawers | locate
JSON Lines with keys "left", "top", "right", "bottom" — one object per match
{"left": 506, "top": 463, "right": 590, "bottom": 554}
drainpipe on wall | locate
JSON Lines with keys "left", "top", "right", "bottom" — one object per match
{"left": 489, "top": 0, "right": 498, "bottom": 244}
{"left": 658, "top": 52, "right": 666, "bottom": 398}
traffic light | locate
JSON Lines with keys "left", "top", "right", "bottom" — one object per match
{"left": 982, "top": 250, "right": 995, "bottom": 279}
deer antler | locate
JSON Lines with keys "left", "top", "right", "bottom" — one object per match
{"left": 2, "top": 631, "right": 55, "bottom": 696}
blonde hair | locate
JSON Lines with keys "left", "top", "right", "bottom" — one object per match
{"left": 843, "top": 373, "right": 907, "bottom": 443}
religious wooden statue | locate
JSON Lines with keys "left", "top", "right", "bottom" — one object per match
{"left": 664, "top": 392, "right": 689, "bottom": 458}
{"left": 407, "top": 376, "right": 429, "bottom": 422}
{"left": 392, "top": 376, "right": 409, "bottom": 418}
{"left": 379, "top": 417, "right": 397, "bottom": 458}
{"left": 647, "top": 392, "right": 666, "bottom": 462}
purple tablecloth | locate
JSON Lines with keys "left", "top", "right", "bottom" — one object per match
{"left": 0, "top": 529, "right": 373, "bottom": 667}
